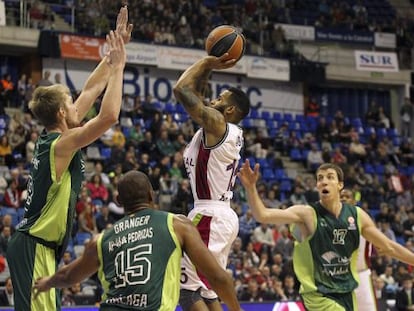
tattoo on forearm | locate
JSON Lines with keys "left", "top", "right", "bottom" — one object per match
{"left": 179, "top": 87, "right": 202, "bottom": 109}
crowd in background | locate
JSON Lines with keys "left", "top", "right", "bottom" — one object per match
{"left": 0, "top": 71, "right": 414, "bottom": 309}
{"left": 3, "top": 0, "right": 413, "bottom": 61}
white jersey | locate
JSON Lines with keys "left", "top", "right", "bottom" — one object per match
{"left": 357, "top": 235, "right": 372, "bottom": 271}
{"left": 183, "top": 124, "right": 244, "bottom": 204}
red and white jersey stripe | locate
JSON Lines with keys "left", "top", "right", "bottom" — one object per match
{"left": 183, "top": 124, "right": 244, "bottom": 204}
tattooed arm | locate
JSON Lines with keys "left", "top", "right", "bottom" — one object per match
{"left": 173, "top": 54, "right": 236, "bottom": 139}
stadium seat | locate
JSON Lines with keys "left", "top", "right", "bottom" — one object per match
{"left": 280, "top": 180, "right": 292, "bottom": 193}
{"left": 262, "top": 168, "right": 275, "bottom": 181}
{"left": 290, "top": 148, "right": 302, "bottom": 161}
{"left": 75, "top": 232, "right": 92, "bottom": 246}
{"left": 261, "top": 110, "right": 271, "bottom": 121}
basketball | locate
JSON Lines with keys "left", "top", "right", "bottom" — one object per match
{"left": 205, "top": 25, "right": 246, "bottom": 62}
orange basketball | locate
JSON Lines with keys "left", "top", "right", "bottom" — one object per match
{"left": 205, "top": 25, "right": 246, "bottom": 62}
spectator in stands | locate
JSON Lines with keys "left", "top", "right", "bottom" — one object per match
{"left": 283, "top": 274, "right": 300, "bottom": 301}
{"left": 170, "top": 178, "right": 192, "bottom": 215}
{"left": 121, "top": 148, "right": 139, "bottom": 173}
{"left": 289, "top": 185, "right": 307, "bottom": 205}
{"left": 373, "top": 277, "right": 389, "bottom": 310}
{"left": 378, "top": 106, "right": 391, "bottom": 129}
{"left": 403, "top": 210, "right": 414, "bottom": 242}
{"left": 239, "top": 209, "right": 257, "bottom": 247}
{"left": 120, "top": 94, "right": 135, "bottom": 119}
{"left": 274, "top": 226, "right": 293, "bottom": 261}
{"left": 348, "top": 136, "right": 367, "bottom": 164}
{"left": 77, "top": 202, "right": 98, "bottom": 235}
{"left": 3, "top": 179, "right": 23, "bottom": 209}
{"left": 400, "top": 97, "right": 413, "bottom": 138}
{"left": 252, "top": 223, "right": 275, "bottom": 255}
{"left": 238, "top": 278, "right": 265, "bottom": 302}
{"left": 25, "top": 131, "right": 38, "bottom": 164}
{"left": 180, "top": 118, "right": 195, "bottom": 139}
{"left": 156, "top": 129, "right": 176, "bottom": 158}
{"left": 0, "top": 74, "right": 14, "bottom": 108}
{"left": 264, "top": 277, "right": 287, "bottom": 301}
{"left": 0, "top": 277, "right": 13, "bottom": 306}
{"left": 58, "top": 251, "right": 73, "bottom": 268}
{"left": 306, "top": 143, "right": 323, "bottom": 171}
{"left": 54, "top": 73, "right": 62, "bottom": 85}
{"left": 86, "top": 174, "right": 109, "bottom": 205}
{"left": 17, "top": 74, "right": 27, "bottom": 109}
{"left": 228, "top": 237, "right": 244, "bottom": 279}
{"left": 365, "top": 100, "right": 380, "bottom": 127}
{"left": 37, "top": 70, "right": 53, "bottom": 87}
{"left": 0, "top": 225, "right": 11, "bottom": 256}
{"left": 305, "top": 97, "right": 320, "bottom": 118}
{"left": 95, "top": 204, "right": 115, "bottom": 232}
{"left": 263, "top": 189, "right": 281, "bottom": 209}
{"left": 315, "top": 116, "right": 330, "bottom": 142}
{"left": 395, "top": 273, "right": 414, "bottom": 311}
{"left": 127, "top": 122, "right": 144, "bottom": 148}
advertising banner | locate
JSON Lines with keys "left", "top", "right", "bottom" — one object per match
{"left": 374, "top": 32, "right": 396, "bottom": 49}
{"left": 0, "top": 1, "right": 5, "bottom": 27}
{"left": 42, "top": 58, "right": 303, "bottom": 114}
{"left": 274, "top": 24, "right": 315, "bottom": 41}
{"left": 315, "top": 28, "right": 374, "bottom": 45}
{"left": 355, "top": 50, "right": 399, "bottom": 72}
{"left": 125, "top": 42, "right": 158, "bottom": 65}
{"left": 59, "top": 34, "right": 105, "bottom": 61}
{"left": 247, "top": 57, "right": 289, "bottom": 81}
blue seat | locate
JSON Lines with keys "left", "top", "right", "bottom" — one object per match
{"left": 364, "top": 163, "right": 375, "bottom": 175}
{"left": 249, "top": 109, "right": 259, "bottom": 119}
{"left": 75, "top": 232, "right": 92, "bottom": 245}
{"left": 273, "top": 112, "right": 282, "bottom": 122}
{"left": 274, "top": 169, "right": 289, "bottom": 181}
{"left": 256, "top": 158, "right": 270, "bottom": 169}
{"left": 100, "top": 147, "right": 112, "bottom": 160}
{"left": 280, "top": 180, "right": 292, "bottom": 193}
{"left": 261, "top": 111, "right": 271, "bottom": 121}
{"left": 290, "top": 148, "right": 302, "bottom": 161}
{"left": 351, "top": 118, "right": 362, "bottom": 128}
{"left": 164, "top": 102, "right": 176, "bottom": 114}
{"left": 375, "top": 164, "right": 385, "bottom": 175}
{"left": 262, "top": 168, "right": 275, "bottom": 181}
{"left": 283, "top": 113, "right": 293, "bottom": 122}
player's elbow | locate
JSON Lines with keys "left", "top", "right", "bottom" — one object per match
{"left": 208, "top": 270, "right": 233, "bottom": 291}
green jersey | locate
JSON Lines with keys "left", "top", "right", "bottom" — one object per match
{"left": 292, "top": 202, "right": 360, "bottom": 295}
{"left": 97, "top": 209, "right": 182, "bottom": 311}
{"left": 17, "top": 131, "right": 84, "bottom": 254}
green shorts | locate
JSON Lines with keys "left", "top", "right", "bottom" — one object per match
{"left": 302, "top": 291, "right": 357, "bottom": 311}
{"left": 7, "top": 231, "right": 61, "bottom": 311}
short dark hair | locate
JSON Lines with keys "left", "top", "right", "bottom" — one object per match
{"left": 227, "top": 87, "right": 250, "bottom": 122}
{"left": 316, "top": 163, "right": 344, "bottom": 182}
{"left": 117, "top": 171, "right": 153, "bottom": 212}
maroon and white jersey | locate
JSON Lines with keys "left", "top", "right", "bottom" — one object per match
{"left": 183, "top": 123, "right": 244, "bottom": 204}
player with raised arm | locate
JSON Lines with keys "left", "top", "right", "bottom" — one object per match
{"left": 173, "top": 54, "right": 250, "bottom": 311}
{"left": 238, "top": 160, "right": 414, "bottom": 311}
{"left": 7, "top": 7, "right": 132, "bottom": 311}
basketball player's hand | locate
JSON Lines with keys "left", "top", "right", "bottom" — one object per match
{"left": 32, "top": 277, "right": 52, "bottom": 299}
{"left": 237, "top": 159, "right": 260, "bottom": 187}
{"left": 115, "top": 6, "right": 133, "bottom": 44}
{"left": 106, "top": 31, "right": 126, "bottom": 69}
{"left": 204, "top": 53, "right": 237, "bottom": 70}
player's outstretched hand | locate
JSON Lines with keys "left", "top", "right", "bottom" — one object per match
{"left": 237, "top": 159, "right": 260, "bottom": 188}
{"left": 32, "top": 277, "right": 52, "bottom": 299}
{"left": 116, "top": 6, "right": 133, "bottom": 44}
{"left": 203, "top": 53, "right": 237, "bottom": 70}
{"left": 106, "top": 31, "right": 126, "bottom": 70}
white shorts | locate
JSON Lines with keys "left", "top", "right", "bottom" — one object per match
{"left": 180, "top": 201, "right": 239, "bottom": 299}
{"left": 356, "top": 269, "right": 377, "bottom": 311}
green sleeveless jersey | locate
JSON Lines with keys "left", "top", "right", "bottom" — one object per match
{"left": 17, "top": 131, "right": 84, "bottom": 252}
{"left": 292, "top": 202, "right": 361, "bottom": 295}
{"left": 97, "top": 209, "right": 182, "bottom": 311}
